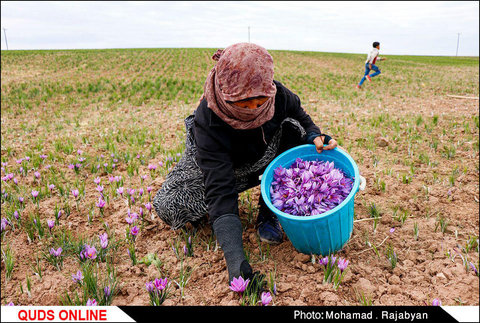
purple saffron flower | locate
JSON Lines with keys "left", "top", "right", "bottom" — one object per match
{"left": 18, "top": 196, "right": 24, "bottom": 204}
{"left": 390, "top": 227, "right": 395, "bottom": 234}
{"left": 96, "top": 197, "right": 106, "bottom": 209}
{"left": 83, "top": 245, "right": 97, "bottom": 260}
{"left": 261, "top": 292, "right": 272, "bottom": 306}
{"left": 337, "top": 258, "right": 349, "bottom": 272}
{"left": 50, "top": 247, "right": 63, "bottom": 257}
{"left": 48, "top": 184, "right": 55, "bottom": 192}
{"left": 145, "top": 281, "right": 155, "bottom": 293}
{"left": 86, "top": 298, "right": 97, "bottom": 306}
{"left": 117, "top": 187, "right": 124, "bottom": 196}
{"left": 1, "top": 218, "right": 8, "bottom": 232}
{"left": 104, "top": 286, "right": 111, "bottom": 298}
{"left": 31, "top": 190, "right": 39, "bottom": 198}
{"left": 7, "top": 302, "right": 14, "bottom": 306}
{"left": 153, "top": 278, "right": 168, "bottom": 291}
{"left": 147, "top": 186, "right": 152, "bottom": 194}
{"left": 40, "top": 154, "right": 48, "bottom": 160}
{"left": 229, "top": 276, "right": 250, "bottom": 293}
{"left": 130, "top": 226, "right": 139, "bottom": 236}
{"left": 148, "top": 164, "right": 157, "bottom": 171}
{"left": 34, "top": 171, "right": 41, "bottom": 179}
{"left": 14, "top": 211, "right": 19, "bottom": 220}
{"left": 96, "top": 185, "right": 104, "bottom": 193}
{"left": 71, "top": 189, "right": 79, "bottom": 199}
{"left": 94, "top": 177, "right": 101, "bottom": 185}
{"left": 432, "top": 298, "right": 442, "bottom": 306}
{"left": 144, "top": 202, "right": 152, "bottom": 211}
{"left": 57, "top": 210, "right": 62, "bottom": 219}
{"left": 99, "top": 233, "right": 108, "bottom": 249}
{"left": 138, "top": 188, "right": 144, "bottom": 196}
{"left": 158, "top": 161, "right": 164, "bottom": 167}
{"left": 47, "top": 220, "right": 55, "bottom": 229}
{"left": 72, "top": 270, "right": 83, "bottom": 283}
{"left": 320, "top": 257, "right": 329, "bottom": 266}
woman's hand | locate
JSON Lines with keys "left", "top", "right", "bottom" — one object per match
{"left": 313, "top": 136, "right": 338, "bottom": 154}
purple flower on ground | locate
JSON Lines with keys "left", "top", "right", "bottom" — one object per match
{"left": 145, "top": 281, "right": 155, "bottom": 293}
{"left": 1, "top": 218, "right": 8, "bottom": 232}
{"left": 139, "top": 188, "right": 144, "bottom": 196}
{"left": 145, "top": 202, "right": 152, "bottom": 211}
{"left": 86, "top": 299, "right": 97, "bottom": 306}
{"left": 117, "top": 187, "right": 124, "bottom": 196}
{"left": 83, "top": 245, "right": 97, "bottom": 260}
{"left": 337, "top": 258, "right": 349, "bottom": 272}
{"left": 99, "top": 233, "right": 108, "bottom": 249}
{"left": 130, "top": 226, "right": 139, "bottom": 236}
{"left": 148, "top": 164, "right": 157, "bottom": 171}
{"left": 40, "top": 154, "right": 48, "bottom": 160}
{"left": 57, "top": 210, "right": 62, "bottom": 219}
{"left": 94, "top": 177, "right": 101, "bottom": 185}
{"left": 19, "top": 197, "right": 24, "bottom": 204}
{"left": 261, "top": 292, "right": 272, "bottom": 306}
{"left": 14, "top": 211, "right": 19, "bottom": 220}
{"left": 96, "top": 197, "right": 106, "bottom": 209}
{"left": 7, "top": 302, "right": 14, "bottom": 306}
{"left": 229, "top": 276, "right": 249, "bottom": 293}
{"left": 96, "top": 185, "right": 104, "bottom": 193}
{"left": 34, "top": 171, "right": 41, "bottom": 179}
{"left": 71, "top": 189, "right": 79, "bottom": 199}
{"left": 48, "top": 184, "right": 55, "bottom": 192}
{"left": 49, "top": 247, "right": 62, "bottom": 257}
{"left": 32, "top": 190, "right": 39, "bottom": 198}
{"left": 104, "top": 286, "right": 111, "bottom": 298}
{"left": 147, "top": 186, "right": 152, "bottom": 193}
{"left": 320, "top": 257, "right": 329, "bottom": 266}
{"left": 47, "top": 220, "right": 55, "bottom": 229}
{"left": 158, "top": 161, "right": 164, "bottom": 167}
{"left": 432, "top": 298, "right": 442, "bottom": 306}
{"left": 154, "top": 278, "right": 168, "bottom": 291}
{"left": 390, "top": 227, "right": 395, "bottom": 234}
{"left": 72, "top": 270, "right": 83, "bottom": 283}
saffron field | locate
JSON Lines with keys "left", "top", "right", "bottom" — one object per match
{"left": 1, "top": 48, "right": 479, "bottom": 306}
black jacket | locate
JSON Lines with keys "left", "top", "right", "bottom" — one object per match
{"left": 193, "top": 80, "right": 324, "bottom": 222}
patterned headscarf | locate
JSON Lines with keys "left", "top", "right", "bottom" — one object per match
{"left": 202, "top": 43, "right": 277, "bottom": 130}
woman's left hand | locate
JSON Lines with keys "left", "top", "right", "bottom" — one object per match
{"left": 313, "top": 136, "right": 338, "bottom": 154}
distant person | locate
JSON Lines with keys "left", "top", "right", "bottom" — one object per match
{"left": 153, "top": 43, "right": 338, "bottom": 286}
{"left": 356, "top": 41, "right": 387, "bottom": 89}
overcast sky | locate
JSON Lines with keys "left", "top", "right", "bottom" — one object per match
{"left": 1, "top": 1, "right": 479, "bottom": 56}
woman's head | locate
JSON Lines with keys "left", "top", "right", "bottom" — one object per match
{"left": 203, "top": 43, "right": 277, "bottom": 130}
{"left": 213, "top": 43, "right": 276, "bottom": 103}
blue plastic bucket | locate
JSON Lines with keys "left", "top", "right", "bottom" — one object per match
{"left": 260, "top": 144, "right": 360, "bottom": 255}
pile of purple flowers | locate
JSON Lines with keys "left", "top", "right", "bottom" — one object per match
{"left": 270, "top": 158, "right": 354, "bottom": 216}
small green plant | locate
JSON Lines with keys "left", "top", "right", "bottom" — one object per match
{"left": 435, "top": 215, "right": 449, "bottom": 234}
{"left": 413, "top": 222, "right": 419, "bottom": 241}
{"left": 2, "top": 244, "right": 15, "bottom": 282}
{"left": 386, "top": 244, "right": 397, "bottom": 269}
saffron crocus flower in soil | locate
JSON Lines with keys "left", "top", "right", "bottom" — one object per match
{"left": 72, "top": 270, "right": 83, "bottom": 284}
{"left": 432, "top": 299, "right": 442, "bottom": 306}
{"left": 71, "top": 189, "right": 79, "bottom": 199}
{"left": 99, "top": 233, "right": 108, "bottom": 249}
{"left": 47, "top": 220, "right": 55, "bottom": 231}
{"left": 229, "top": 276, "right": 250, "bottom": 293}
{"left": 270, "top": 158, "right": 354, "bottom": 217}
{"left": 50, "top": 247, "right": 62, "bottom": 257}
{"left": 130, "top": 226, "right": 139, "bottom": 238}
{"left": 261, "top": 292, "right": 272, "bottom": 306}
{"left": 48, "top": 184, "right": 55, "bottom": 192}
{"left": 146, "top": 278, "right": 170, "bottom": 306}
{"left": 117, "top": 187, "right": 124, "bottom": 197}
{"left": 390, "top": 227, "right": 395, "bottom": 234}
{"left": 31, "top": 190, "right": 39, "bottom": 199}
{"left": 86, "top": 299, "right": 97, "bottom": 306}
{"left": 81, "top": 245, "right": 97, "bottom": 260}
{"left": 96, "top": 197, "right": 106, "bottom": 215}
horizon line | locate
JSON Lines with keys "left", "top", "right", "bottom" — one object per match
{"left": 1, "top": 47, "right": 479, "bottom": 58}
